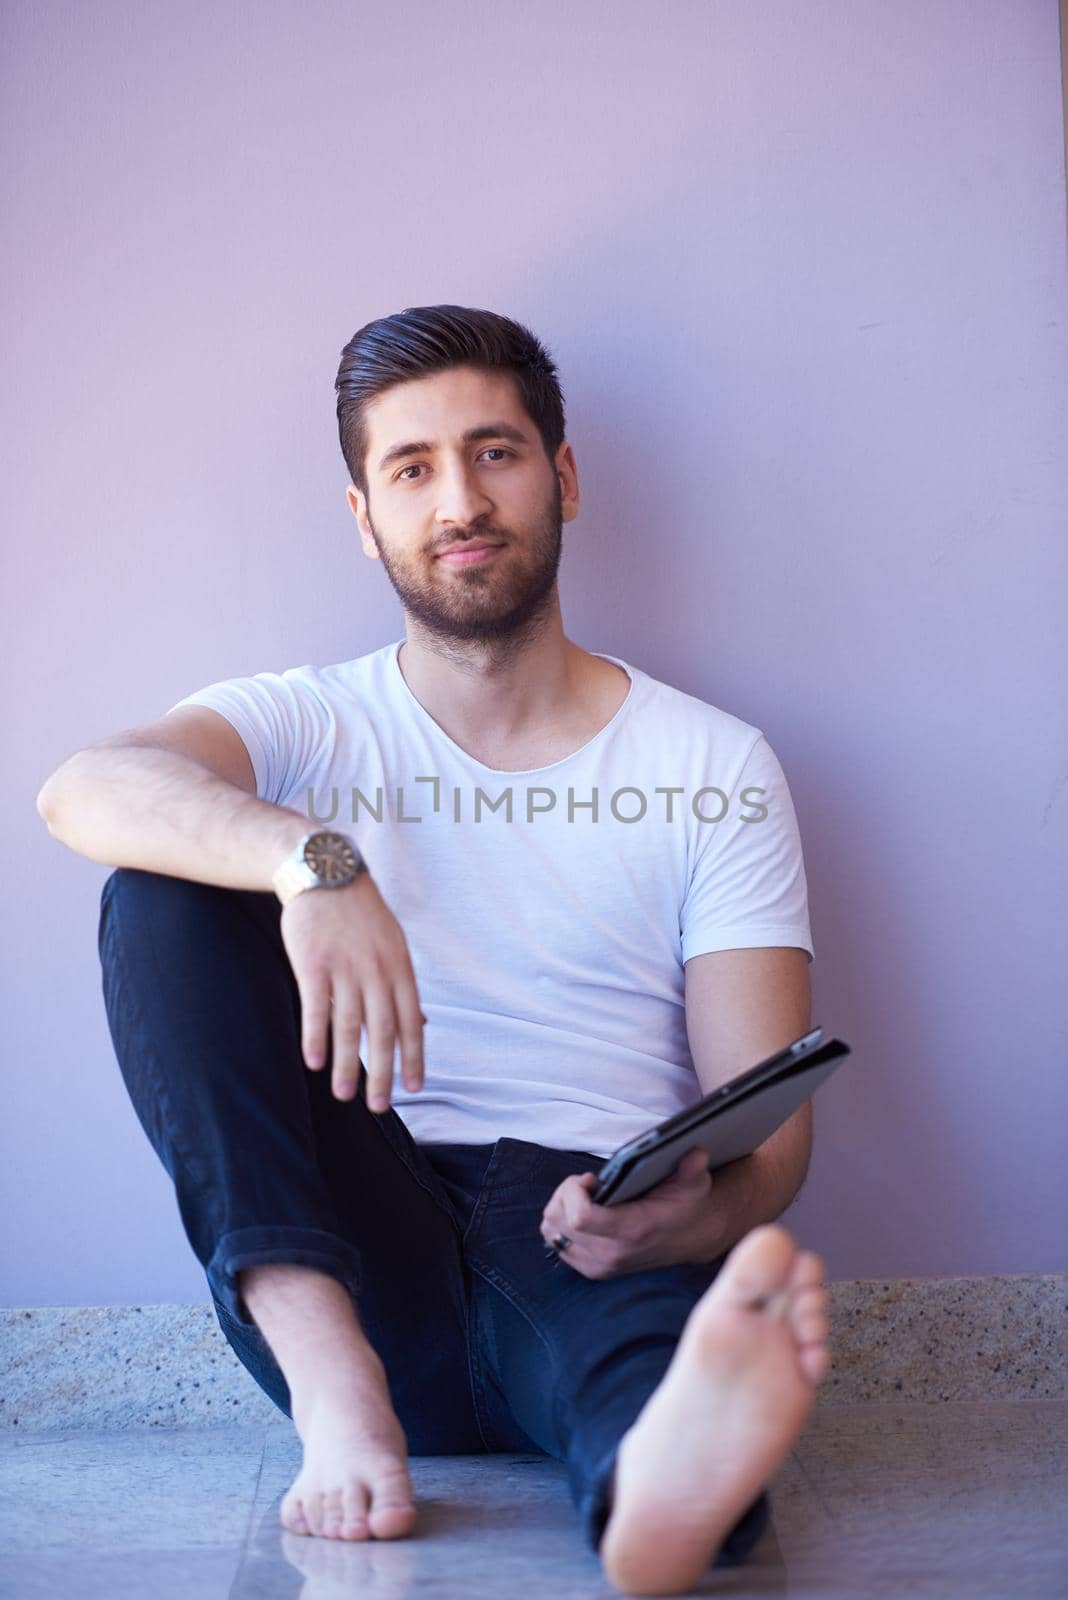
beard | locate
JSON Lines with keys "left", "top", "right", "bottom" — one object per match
{"left": 365, "top": 475, "right": 564, "bottom": 647}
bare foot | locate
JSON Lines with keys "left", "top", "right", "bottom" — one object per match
{"left": 279, "top": 1366, "right": 418, "bottom": 1542}
{"left": 599, "top": 1223, "right": 831, "bottom": 1596}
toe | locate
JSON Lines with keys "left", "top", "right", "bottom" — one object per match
{"left": 800, "top": 1341, "right": 832, "bottom": 1385}
{"left": 789, "top": 1249, "right": 826, "bottom": 1292}
{"left": 371, "top": 1462, "right": 416, "bottom": 1511}
{"left": 302, "top": 1489, "right": 326, "bottom": 1536}
{"left": 789, "top": 1280, "right": 830, "bottom": 1348}
{"left": 795, "top": 1307, "right": 830, "bottom": 1344}
{"left": 370, "top": 1504, "right": 417, "bottom": 1539}
{"left": 281, "top": 1496, "right": 310, "bottom": 1536}
{"left": 718, "top": 1224, "right": 798, "bottom": 1308}
{"left": 321, "top": 1487, "right": 345, "bottom": 1538}
{"left": 369, "top": 1483, "right": 418, "bottom": 1537}
{"left": 341, "top": 1481, "right": 371, "bottom": 1539}
{"left": 369, "top": 1482, "right": 417, "bottom": 1537}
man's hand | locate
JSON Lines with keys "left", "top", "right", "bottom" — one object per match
{"left": 539, "top": 1147, "right": 715, "bottom": 1278}
{"left": 279, "top": 875, "right": 427, "bottom": 1112}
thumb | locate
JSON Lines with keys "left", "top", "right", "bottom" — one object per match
{"left": 681, "top": 1148, "right": 709, "bottom": 1180}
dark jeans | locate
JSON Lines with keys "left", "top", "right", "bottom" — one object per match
{"left": 96, "top": 866, "right": 769, "bottom": 1564}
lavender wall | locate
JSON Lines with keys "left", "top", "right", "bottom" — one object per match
{"left": 4, "top": 1, "right": 1066, "bottom": 1311}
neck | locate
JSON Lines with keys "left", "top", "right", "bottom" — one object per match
{"left": 397, "top": 604, "right": 588, "bottom": 747}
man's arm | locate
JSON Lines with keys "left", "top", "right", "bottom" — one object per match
{"left": 38, "top": 706, "right": 429, "bottom": 1106}
{"left": 678, "top": 945, "right": 814, "bottom": 1263}
{"left": 35, "top": 707, "right": 310, "bottom": 889}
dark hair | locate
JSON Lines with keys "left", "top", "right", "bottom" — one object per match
{"left": 334, "top": 304, "right": 567, "bottom": 499}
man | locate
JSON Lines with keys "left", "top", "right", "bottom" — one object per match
{"left": 36, "top": 304, "right": 830, "bottom": 1597}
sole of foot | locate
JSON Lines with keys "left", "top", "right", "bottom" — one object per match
{"left": 598, "top": 1222, "right": 831, "bottom": 1596}
{"left": 279, "top": 1391, "right": 418, "bottom": 1542}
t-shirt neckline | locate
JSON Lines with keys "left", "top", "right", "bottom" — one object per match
{"left": 389, "top": 637, "right": 638, "bottom": 777}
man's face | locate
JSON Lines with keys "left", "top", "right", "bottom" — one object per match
{"left": 347, "top": 365, "right": 578, "bottom": 644}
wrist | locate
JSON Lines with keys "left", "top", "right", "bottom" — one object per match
{"left": 259, "top": 812, "right": 313, "bottom": 889}
{"left": 664, "top": 1171, "right": 751, "bottom": 1267}
{"left": 271, "top": 826, "right": 369, "bottom": 905}
{"left": 684, "top": 1155, "right": 773, "bottom": 1265}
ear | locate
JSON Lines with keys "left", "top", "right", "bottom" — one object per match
{"left": 346, "top": 485, "right": 380, "bottom": 561}
{"left": 554, "top": 440, "right": 580, "bottom": 523}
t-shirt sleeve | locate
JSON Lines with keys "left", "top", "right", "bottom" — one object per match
{"left": 679, "top": 732, "right": 814, "bottom": 964}
{"left": 165, "top": 667, "right": 332, "bottom": 809}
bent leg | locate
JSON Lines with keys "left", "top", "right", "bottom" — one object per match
{"left": 97, "top": 866, "right": 484, "bottom": 1452}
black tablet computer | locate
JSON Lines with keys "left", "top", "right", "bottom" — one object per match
{"left": 590, "top": 1026, "right": 852, "bottom": 1207}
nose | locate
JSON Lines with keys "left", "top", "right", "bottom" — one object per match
{"left": 433, "top": 457, "right": 495, "bottom": 526}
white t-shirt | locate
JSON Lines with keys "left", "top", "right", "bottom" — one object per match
{"left": 168, "top": 638, "right": 813, "bottom": 1157}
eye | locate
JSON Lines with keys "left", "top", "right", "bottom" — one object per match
{"left": 394, "top": 448, "right": 514, "bottom": 483}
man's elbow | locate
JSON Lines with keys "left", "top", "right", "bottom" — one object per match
{"left": 36, "top": 776, "right": 62, "bottom": 830}
{"left": 36, "top": 755, "right": 83, "bottom": 836}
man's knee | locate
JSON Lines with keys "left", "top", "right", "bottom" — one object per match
{"left": 101, "top": 865, "right": 194, "bottom": 939}
{"left": 100, "top": 865, "right": 274, "bottom": 920}
{"left": 98, "top": 866, "right": 281, "bottom": 960}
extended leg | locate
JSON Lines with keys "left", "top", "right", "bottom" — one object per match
{"left": 597, "top": 1225, "right": 830, "bottom": 1595}
{"left": 458, "top": 1141, "right": 829, "bottom": 1590}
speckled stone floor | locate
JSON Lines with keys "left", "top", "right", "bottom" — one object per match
{"left": 2, "top": 1398, "right": 1066, "bottom": 1597}
{"left": 3, "top": 1274, "right": 1066, "bottom": 1596}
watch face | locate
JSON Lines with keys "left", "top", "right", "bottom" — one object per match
{"left": 304, "top": 830, "right": 359, "bottom": 884}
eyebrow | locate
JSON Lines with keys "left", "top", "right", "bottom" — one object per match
{"left": 376, "top": 421, "right": 532, "bottom": 474}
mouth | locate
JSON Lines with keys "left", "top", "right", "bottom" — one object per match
{"left": 436, "top": 544, "right": 505, "bottom": 566}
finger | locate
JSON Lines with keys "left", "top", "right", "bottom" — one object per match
{"left": 361, "top": 981, "right": 398, "bottom": 1113}
{"left": 543, "top": 1175, "right": 594, "bottom": 1232}
{"left": 581, "top": 1180, "right": 614, "bottom": 1228}
{"left": 561, "top": 1176, "right": 608, "bottom": 1235}
{"left": 298, "top": 970, "right": 332, "bottom": 1071}
{"left": 392, "top": 976, "right": 426, "bottom": 1092}
{"left": 677, "top": 1149, "right": 708, "bottom": 1180}
{"left": 329, "top": 984, "right": 364, "bottom": 1100}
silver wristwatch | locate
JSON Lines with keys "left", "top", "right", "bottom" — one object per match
{"left": 272, "top": 829, "right": 368, "bottom": 905}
